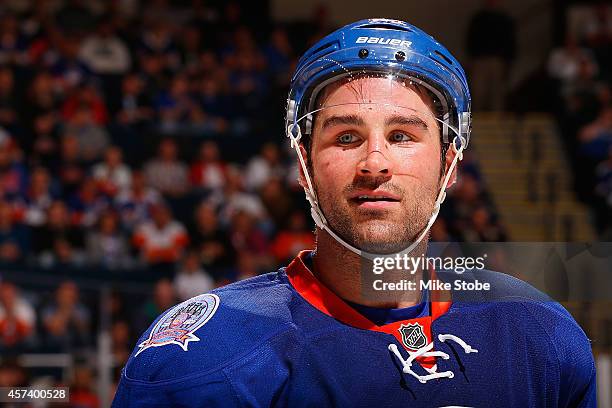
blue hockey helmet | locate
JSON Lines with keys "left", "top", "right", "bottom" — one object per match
{"left": 286, "top": 18, "right": 471, "bottom": 147}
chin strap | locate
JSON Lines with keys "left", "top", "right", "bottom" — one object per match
{"left": 287, "top": 123, "right": 466, "bottom": 260}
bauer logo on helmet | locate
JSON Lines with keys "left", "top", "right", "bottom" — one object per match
{"left": 355, "top": 36, "right": 412, "bottom": 48}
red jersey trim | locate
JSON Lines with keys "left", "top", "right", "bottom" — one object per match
{"left": 285, "top": 250, "right": 452, "bottom": 355}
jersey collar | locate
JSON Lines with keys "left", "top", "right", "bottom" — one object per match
{"left": 285, "top": 250, "right": 452, "bottom": 352}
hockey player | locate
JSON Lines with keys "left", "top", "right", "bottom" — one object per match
{"left": 113, "top": 19, "right": 596, "bottom": 407}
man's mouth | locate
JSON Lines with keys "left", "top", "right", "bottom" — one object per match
{"left": 348, "top": 191, "right": 401, "bottom": 208}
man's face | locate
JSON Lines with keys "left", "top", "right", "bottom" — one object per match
{"left": 307, "top": 77, "right": 446, "bottom": 254}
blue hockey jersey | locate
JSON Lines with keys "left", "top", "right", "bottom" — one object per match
{"left": 113, "top": 251, "right": 596, "bottom": 407}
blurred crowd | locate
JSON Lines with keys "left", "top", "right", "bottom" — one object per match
{"left": 0, "top": 1, "right": 507, "bottom": 403}
{"left": 547, "top": 3, "right": 612, "bottom": 238}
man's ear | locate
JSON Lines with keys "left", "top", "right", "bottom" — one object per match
{"left": 442, "top": 145, "right": 459, "bottom": 189}
{"left": 297, "top": 143, "right": 309, "bottom": 189}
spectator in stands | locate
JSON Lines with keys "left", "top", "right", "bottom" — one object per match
{"left": 466, "top": 0, "right": 516, "bottom": 111}
{"left": 260, "top": 177, "right": 294, "bottom": 230}
{"left": 174, "top": 250, "right": 215, "bottom": 301}
{"left": 69, "top": 365, "right": 99, "bottom": 408}
{"left": 111, "top": 320, "right": 131, "bottom": 367}
{"left": 115, "top": 169, "right": 162, "bottom": 232}
{"left": 594, "top": 147, "right": 612, "bottom": 238}
{"left": 0, "top": 67, "right": 19, "bottom": 133}
{"left": 224, "top": 27, "right": 267, "bottom": 114}
{"left": 86, "top": 210, "right": 130, "bottom": 269}
{"left": 92, "top": 146, "right": 132, "bottom": 197}
{"left": 28, "top": 112, "right": 61, "bottom": 169}
{"left": 138, "top": 20, "right": 181, "bottom": 72}
{"left": 0, "top": 13, "right": 29, "bottom": 67}
{"left": 110, "top": 73, "right": 155, "bottom": 166}
{"left": 445, "top": 172, "right": 490, "bottom": 238}
{"left": 0, "top": 359, "right": 28, "bottom": 387}
{"left": 189, "top": 140, "right": 228, "bottom": 194}
{"left": 582, "top": 3, "right": 612, "bottom": 81}
{"left": 197, "top": 50, "right": 223, "bottom": 79}
{"left": 218, "top": 2, "right": 245, "bottom": 40}
{"left": 144, "top": 138, "right": 190, "bottom": 198}
{"left": 179, "top": 25, "right": 204, "bottom": 74}
{"left": 55, "top": 0, "right": 97, "bottom": 35}
{"left": 244, "top": 142, "right": 284, "bottom": 192}
{"left": 547, "top": 35, "right": 599, "bottom": 101}
{"left": 115, "top": 73, "right": 155, "bottom": 127}
{"left": 51, "top": 35, "right": 91, "bottom": 92}
{"left": 190, "top": 202, "right": 234, "bottom": 279}
{"left": 264, "top": 26, "right": 294, "bottom": 86}
{"left": 138, "top": 52, "right": 167, "bottom": 102}
{"left": 136, "top": 279, "right": 177, "bottom": 333}
{"left": 595, "top": 147, "right": 612, "bottom": 205}
{"left": 155, "top": 74, "right": 208, "bottom": 135}
{"left": 579, "top": 104, "right": 612, "bottom": 162}
{"left": 57, "top": 134, "right": 87, "bottom": 198}
{"left": 228, "top": 210, "right": 271, "bottom": 269}
{"left": 207, "top": 165, "right": 267, "bottom": 227}
{"left": 63, "top": 105, "right": 110, "bottom": 162}
{"left": 225, "top": 250, "right": 260, "bottom": 283}
{"left": 19, "top": 1, "right": 52, "bottom": 44}
{"left": 193, "top": 76, "right": 229, "bottom": 135}
{"left": 68, "top": 176, "right": 109, "bottom": 227}
{"left": 33, "top": 200, "right": 85, "bottom": 267}
{"left": 0, "top": 282, "right": 36, "bottom": 349}
{"left": 41, "top": 280, "right": 91, "bottom": 350}
{"left": 62, "top": 82, "right": 109, "bottom": 125}
{"left": 0, "top": 133, "right": 28, "bottom": 200}
{"left": 79, "top": 15, "right": 131, "bottom": 76}
{"left": 223, "top": 26, "right": 266, "bottom": 73}
{"left": 132, "top": 203, "right": 189, "bottom": 266}
{"left": 20, "top": 166, "right": 55, "bottom": 227}
{"left": 196, "top": 73, "right": 230, "bottom": 131}
{"left": 461, "top": 205, "right": 508, "bottom": 242}
{"left": 109, "top": 290, "right": 128, "bottom": 323}
{"left": 0, "top": 200, "right": 29, "bottom": 262}
{"left": 429, "top": 218, "right": 455, "bottom": 242}
{"left": 270, "top": 210, "right": 314, "bottom": 264}
{"left": 22, "top": 71, "right": 61, "bottom": 124}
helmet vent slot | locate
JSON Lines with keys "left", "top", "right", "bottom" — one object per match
{"left": 357, "top": 23, "right": 413, "bottom": 32}
{"left": 301, "top": 41, "right": 340, "bottom": 62}
{"left": 433, "top": 50, "right": 454, "bottom": 65}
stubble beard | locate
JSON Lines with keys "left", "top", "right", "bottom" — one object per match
{"left": 314, "top": 175, "right": 439, "bottom": 255}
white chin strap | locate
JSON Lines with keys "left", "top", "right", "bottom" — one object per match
{"left": 287, "top": 123, "right": 466, "bottom": 261}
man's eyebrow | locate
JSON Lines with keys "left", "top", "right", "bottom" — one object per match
{"left": 320, "top": 114, "right": 365, "bottom": 130}
{"left": 384, "top": 114, "right": 429, "bottom": 130}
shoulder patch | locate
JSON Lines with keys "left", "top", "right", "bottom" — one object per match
{"left": 136, "top": 293, "right": 220, "bottom": 356}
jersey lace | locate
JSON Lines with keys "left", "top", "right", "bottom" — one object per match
{"left": 388, "top": 334, "right": 478, "bottom": 383}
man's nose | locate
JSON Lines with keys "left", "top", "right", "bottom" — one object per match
{"left": 357, "top": 137, "right": 394, "bottom": 177}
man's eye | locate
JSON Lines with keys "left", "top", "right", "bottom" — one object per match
{"left": 390, "top": 132, "right": 412, "bottom": 142}
{"left": 337, "top": 133, "right": 357, "bottom": 144}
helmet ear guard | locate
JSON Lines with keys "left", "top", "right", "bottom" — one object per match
{"left": 459, "top": 111, "right": 471, "bottom": 148}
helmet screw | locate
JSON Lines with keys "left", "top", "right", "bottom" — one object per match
{"left": 358, "top": 48, "right": 369, "bottom": 59}
{"left": 395, "top": 51, "right": 406, "bottom": 61}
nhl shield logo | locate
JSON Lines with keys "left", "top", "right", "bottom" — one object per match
{"left": 398, "top": 322, "right": 428, "bottom": 350}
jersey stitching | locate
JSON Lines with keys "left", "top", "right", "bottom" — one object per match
{"left": 517, "top": 301, "right": 561, "bottom": 408}
{"left": 222, "top": 369, "right": 243, "bottom": 408}
{"left": 121, "top": 323, "right": 297, "bottom": 387}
